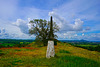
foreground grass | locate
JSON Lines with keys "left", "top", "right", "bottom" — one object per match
{"left": 0, "top": 42, "right": 100, "bottom": 67}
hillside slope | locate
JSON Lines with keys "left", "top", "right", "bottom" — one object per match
{"left": 0, "top": 42, "right": 100, "bottom": 67}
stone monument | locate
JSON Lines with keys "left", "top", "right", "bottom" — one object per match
{"left": 46, "top": 16, "right": 55, "bottom": 58}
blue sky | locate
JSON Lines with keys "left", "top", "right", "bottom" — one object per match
{"left": 0, "top": 0, "right": 100, "bottom": 41}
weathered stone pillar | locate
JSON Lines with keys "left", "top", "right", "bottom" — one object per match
{"left": 46, "top": 40, "right": 55, "bottom": 58}
{"left": 46, "top": 16, "right": 55, "bottom": 58}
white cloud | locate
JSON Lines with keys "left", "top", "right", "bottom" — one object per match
{"left": 56, "top": 31, "right": 78, "bottom": 40}
{"left": 49, "top": 11, "right": 84, "bottom": 32}
{"left": 73, "top": 19, "right": 83, "bottom": 31}
{"left": 13, "top": 19, "right": 29, "bottom": 34}
{"left": 0, "top": 18, "right": 35, "bottom": 39}
{"left": 81, "top": 33, "right": 100, "bottom": 41}
{"left": 82, "top": 33, "right": 84, "bottom": 36}
{"left": 51, "top": 0, "right": 100, "bottom": 21}
{"left": 48, "top": 0, "right": 100, "bottom": 40}
{"left": 0, "top": 28, "right": 10, "bottom": 39}
{"left": 56, "top": 31, "right": 100, "bottom": 41}
{"left": 0, "top": 27, "right": 35, "bottom": 39}
{"left": 0, "top": 0, "right": 49, "bottom": 39}
{"left": 12, "top": 18, "right": 35, "bottom": 39}
{"left": 0, "top": 0, "right": 99, "bottom": 41}
{"left": 0, "top": 28, "right": 5, "bottom": 34}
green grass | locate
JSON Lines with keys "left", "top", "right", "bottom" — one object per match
{"left": 59, "top": 50, "right": 70, "bottom": 53}
{"left": 0, "top": 55, "right": 99, "bottom": 67}
{"left": 76, "top": 45, "right": 97, "bottom": 47}
{"left": 0, "top": 42, "right": 100, "bottom": 67}
{"left": 0, "top": 50, "right": 5, "bottom": 56}
{"left": 40, "top": 56, "right": 99, "bottom": 67}
{"left": 75, "top": 45, "right": 100, "bottom": 52}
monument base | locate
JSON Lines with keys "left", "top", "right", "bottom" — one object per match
{"left": 46, "top": 40, "right": 55, "bottom": 58}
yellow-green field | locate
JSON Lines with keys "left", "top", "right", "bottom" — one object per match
{"left": 0, "top": 42, "right": 100, "bottom": 67}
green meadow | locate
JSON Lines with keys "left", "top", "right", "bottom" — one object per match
{"left": 0, "top": 41, "right": 100, "bottom": 67}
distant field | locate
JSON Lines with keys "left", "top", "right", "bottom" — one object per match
{"left": 0, "top": 41, "right": 100, "bottom": 67}
{"left": 60, "top": 40, "right": 100, "bottom": 52}
{"left": 0, "top": 39, "right": 34, "bottom": 48}
{"left": 72, "top": 44, "right": 100, "bottom": 52}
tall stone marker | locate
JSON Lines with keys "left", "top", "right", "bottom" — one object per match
{"left": 46, "top": 40, "right": 55, "bottom": 58}
{"left": 46, "top": 16, "right": 55, "bottom": 58}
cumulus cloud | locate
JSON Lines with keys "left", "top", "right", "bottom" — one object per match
{"left": 51, "top": 0, "right": 100, "bottom": 21}
{"left": 13, "top": 19, "right": 29, "bottom": 34}
{"left": 0, "top": 28, "right": 5, "bottom": 34}
{"left": 12, "top": 18, "right": 36, "bottom": 39}
{"left": 73, "top": 19, "right": 83, "bottom": 31}
{"left": 0, "top": 0, "right": 99, "bottom": 41}
{"left": 0, "top": 28, "right": 10, "bottom": 39}
{"left": 0, "top": 27, "right": 35, "bottom": 39}
{"left": 55, "top": 31, "right": 78, "bottom": 39}
{"left": 80, "top": 33, "right": 100, "bottom": 41}
{"left": 56, "top": 31, "right": 100, "bottom": 41}
{"left": 49, "top": 11, "right": 84, "bottom": 32}
{"left": 48, "top": 11, "right": 92, "bottom": 40}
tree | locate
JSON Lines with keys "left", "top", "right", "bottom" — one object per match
{"left": 29, "top": 18, "right": 59, "bottom": 46}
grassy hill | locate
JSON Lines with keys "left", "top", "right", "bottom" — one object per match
{"left": 0, "top": 42, "right": 100, "bottom": 67}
